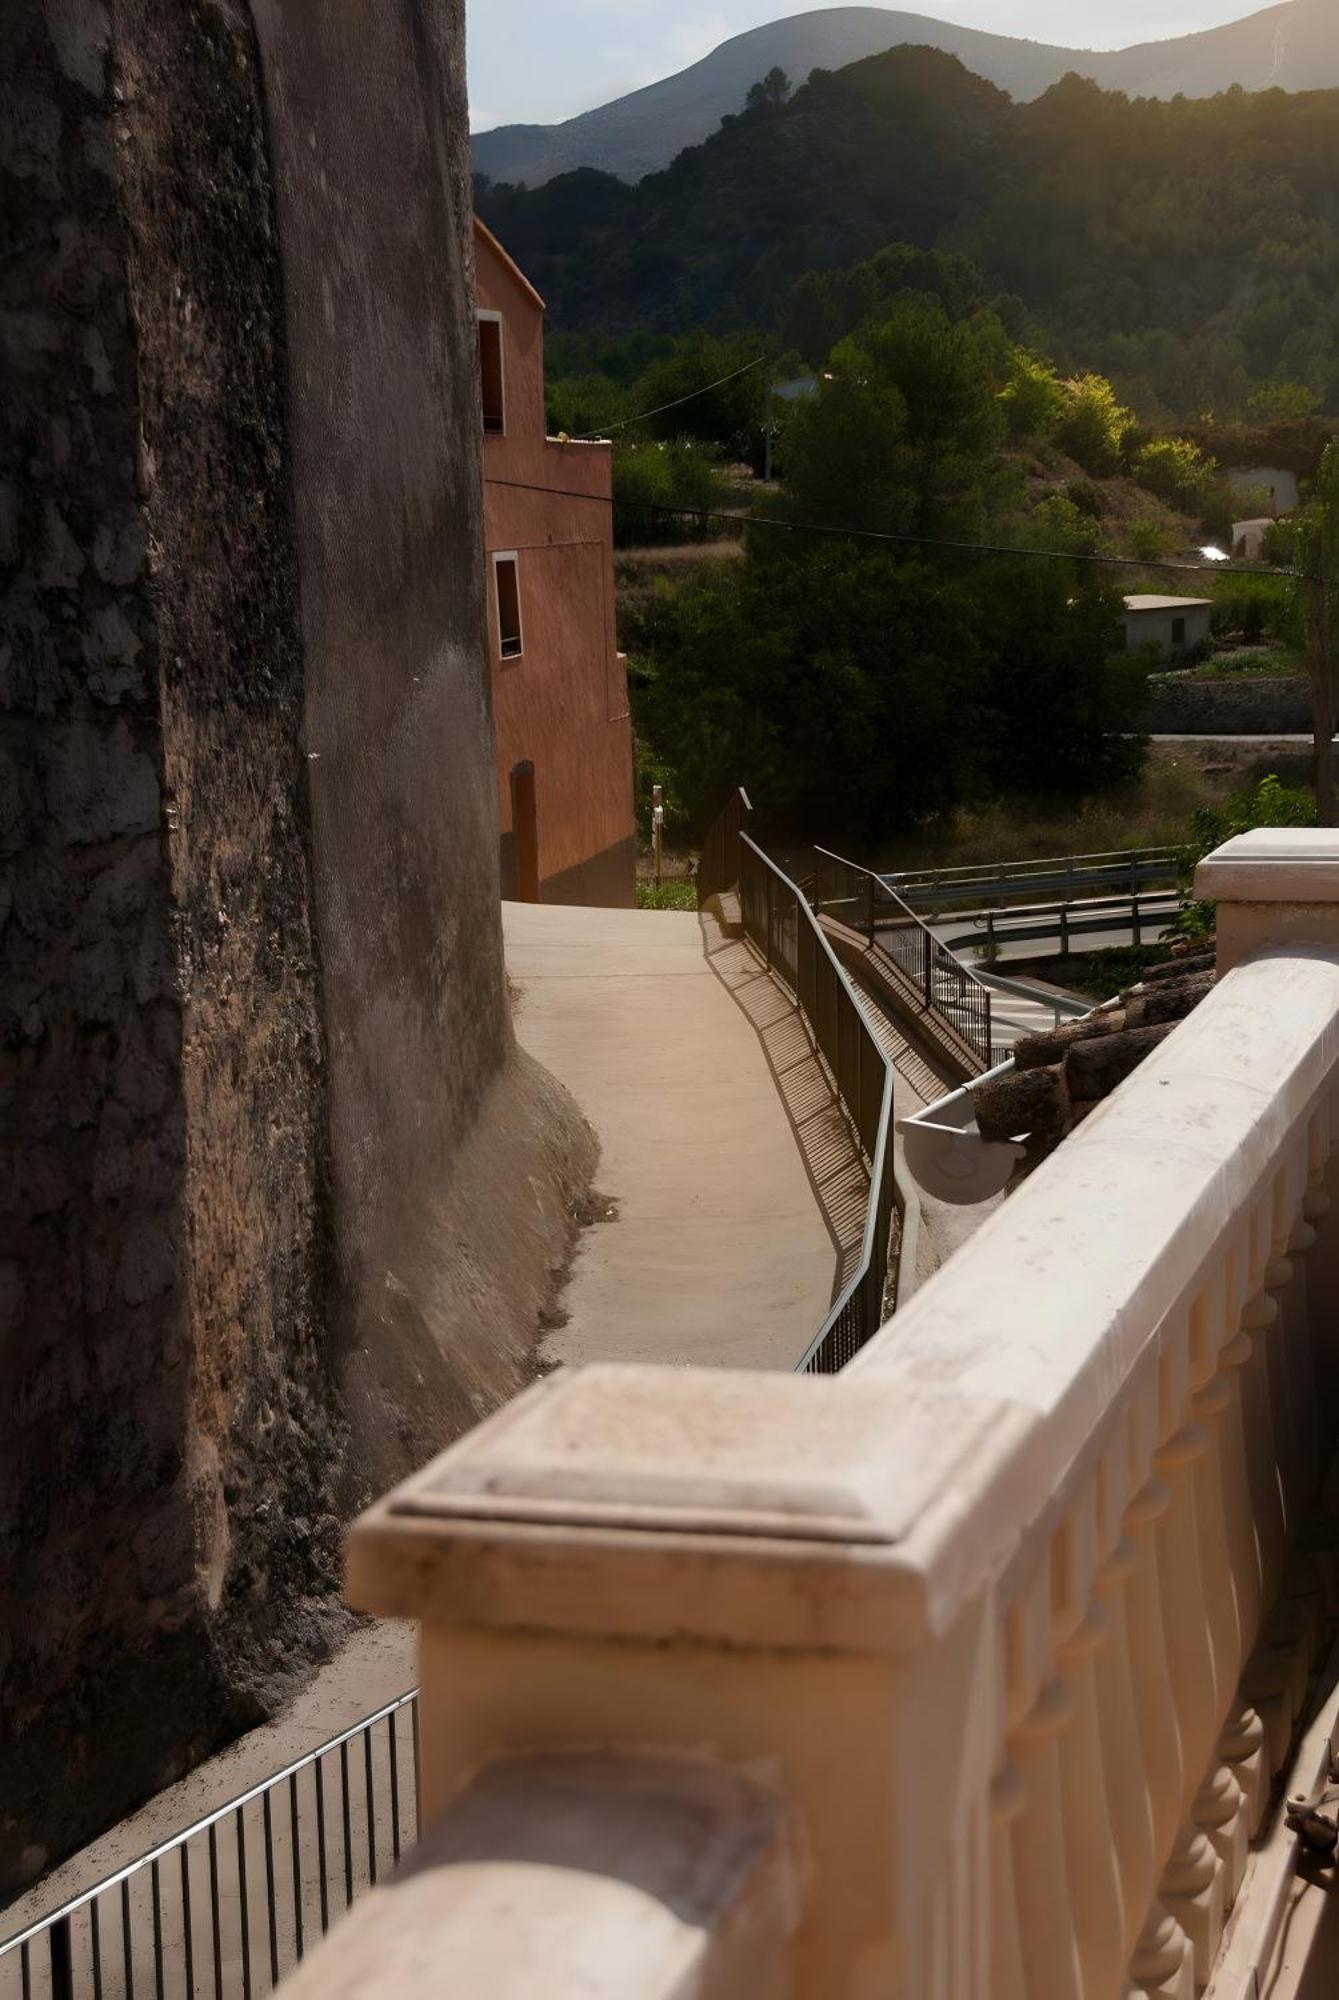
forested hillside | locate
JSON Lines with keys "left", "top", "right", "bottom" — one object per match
{"left": 477, "top": 49, "right": 1339, "bottom": 418}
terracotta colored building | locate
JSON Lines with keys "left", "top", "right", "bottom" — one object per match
{"left": 474, "top": 220, "right": 636, "bottom": 906}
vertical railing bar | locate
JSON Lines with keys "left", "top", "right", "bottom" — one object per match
{"left": 179, "top": 1845, "right": 193, "bottom": 2000}
{"left": 49, "top": 1915, "right": 74, "bottom": 2000}
{"left": 207, "top": 1822, "right": 222, "bottom": 2000}
{"left": 263, "top": 1788, "right": 280, "bottom": 1987}
{"left": 315, "top": 1758, "right": 330, "bottom": 1936}
{"left": 122, "top": 1875, "right": 136, "bottom": 2000}
{"left": 91, "top": 1894, "right": 104, "bottom": 2000}
{"left": 20, "top": 1940, "right": 31, "bottom": 2000}
{"left": 387, "top": 1712, "right": 403, "bottom": 1864}
{"left": 411, "top": 1697, "right": 422, "bottom": 1836}
{"left": 339, "top": 1741, "right": 353, "bottom": 1910}
{"left": 364, "top": 1726, "right": 378, "bottom": 1888}
{"left": 235, "top": 1806, "right": 252, "bottom": 2000}
{"left": 150, "top": 1859, "right": 164, "bottom": 2000}
{"left": 289, "top": 1773, "right": 305, "bottom": 1964}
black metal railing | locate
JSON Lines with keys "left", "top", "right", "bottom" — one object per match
{"left": 0, "top": 1691, "right": 419, "bottom": 2000}
{"left": 695, "top": 785, "right": 752, "bottom": 908}
{"left": 809, "top": 847, "right": 996, "bottom": 1075}
{"left": 734, "top": 834, "right": 899, "bottom": 1375}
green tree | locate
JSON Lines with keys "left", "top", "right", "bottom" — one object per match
{"left": 1131, "top": 437, "right": 1216, "bottom": 512}
{"left": 632, "top": 543, "right": 985, "bottom": 839}
{"left": 1248, "top": 379, "right": 1322, "bottom": 422}
{"left": 969, "top": 564, "right": 1144, "bottom": 798}
{"left": 628, "top": 333, "right": 770, "bottom": 457}
{"left": 1000, "top": 350, "right": 1065, "bottom": 442}
{"left": 782, "top": 299, "right": 1007, "bottom": 536}
{"left": 746, "top": 67, "right": 791, "bottom": 111}
{"left": 1055, "top": 374, "right": 1134, "bottom": 476}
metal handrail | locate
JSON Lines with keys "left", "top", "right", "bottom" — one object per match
{"left": 0, "top": 1690, "right": 420, "bottom": 1996}
{"left": 890, "top": 844, "right": 1177, "bottom": 885}
{"left": 733, "top": 832, "right": 900, "bottom": 1376}
{"left": 810, "top": 845, "right": 996, "bottom": 1075}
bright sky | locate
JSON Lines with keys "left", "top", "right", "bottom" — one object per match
{"left": 466, "top": 0, "right": 1268, "bottom": 130}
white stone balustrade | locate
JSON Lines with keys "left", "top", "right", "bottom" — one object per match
{"left": 282, "top": 830, "right": 1339, "bottom": 1998}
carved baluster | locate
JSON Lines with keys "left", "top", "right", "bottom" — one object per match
{"left": 1094, "top": 1427, "right": 1157, "bottom": 1956}
{"left": 1149, "top": 1326, "right": 1225, "bottom": 1982}
{"left": 1127, "top": 1907, "right": 1195, "bottom": 2000}
{"left": 988, "top": 1764, "right": 1028, "bottom": 2000}
{"left": 1054, "top": 1491, "right": 1127, "bottom": 1996}
{"left": 1010, "top": 1678, "right": 1082, "bottom": 2000}
{"left": 1185, "top": 1282, "right": 1249, "bottom": 1909}
{"left": 1236, "top": 1205, "right": 1287, "bottom": 1604}
{"left": 1004, "top": 1568, "right": 1083, "bottom": 2000}
{"left": 1213, "top": 1234, "right": 1265, "bottom": 1666}
{"left": 1218, "top": 1704, "right": 1269, "bottom": 1840}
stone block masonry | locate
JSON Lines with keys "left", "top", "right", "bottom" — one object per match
{"left": 1, "top": 0, "right": 594, "bottom": 1892}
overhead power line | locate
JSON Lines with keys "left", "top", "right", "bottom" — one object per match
{"left": 572, "top": 356, "right": 768, "bottom": 442}
{"left": 483, "top": 474, "right": 1302, "bottom": 580}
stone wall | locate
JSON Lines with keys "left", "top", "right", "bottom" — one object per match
{"left": 1, "top": 0, "right": 594, "bottom": 1890}
{"left": 1144, "top": 671, "right": 1313, "bottom": 735}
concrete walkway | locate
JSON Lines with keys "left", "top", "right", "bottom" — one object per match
{"left": 503, "top": 900, "right": 846, "bottom": 1373}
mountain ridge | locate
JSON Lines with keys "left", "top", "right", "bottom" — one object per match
{"left": 471, "top": 1, "right": 1327, "bottom": 188}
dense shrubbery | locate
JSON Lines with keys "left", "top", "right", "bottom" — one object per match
{"left": 612, "top": 440, "right": 730, "bottom": 545}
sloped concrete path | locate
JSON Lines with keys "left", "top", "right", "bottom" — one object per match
{"left": 503, "top": 901, "right": 845, "bottom": 1372}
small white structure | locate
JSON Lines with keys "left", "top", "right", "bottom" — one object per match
{"left": 1122, "top": 593, "right": 1213, "bottom": 660}
{"left": 1227, "top": 464, "right": 1299, "bottom": 514}
{"left": 1233, "top": 517, "right": 1275, "bottom": 561}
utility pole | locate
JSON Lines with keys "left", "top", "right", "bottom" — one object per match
{"left": 763, "top": 372, "right": 775, "bottom": 484}
{"left": 652, "top": 783, "right": 664, "bottom": 889}
{"left": 1308, "top": 571, "right": 1334, "bottom": 825}
{"left": 1308, "top": 443, "right": 1339, "bottom": 826}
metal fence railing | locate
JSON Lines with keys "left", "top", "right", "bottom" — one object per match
{"left": 810, "top": 847, "right": 998, "bottom": 1074}
{"left": 888, "top": 845, "right": 1180, "bottom": 914}
{"left": 0, "top": 1692, "right": 419, "bottom": 2000}
{"left": 941, "top": 889, "right": 1180, "bottom": 961}
{"left": 732, "top": 832, "right": 899, "bottom": 1375}
{"left": 695, "top": 785, "right": 752, "bottom": 909}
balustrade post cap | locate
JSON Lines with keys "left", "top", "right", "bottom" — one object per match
{"left": 1196, "top": 829, "right": 1339, "bottom": 904}
{"left": 346, "top": 1363, "right": 1028, "bottom": 1655}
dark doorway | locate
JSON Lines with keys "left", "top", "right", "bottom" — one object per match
{"left": 510, "top": 761, "right": 540, "bottom": 902}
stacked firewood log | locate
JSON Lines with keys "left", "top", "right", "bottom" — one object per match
{"left": 974, "top": 943, "right": 1217, "bottom": 1177}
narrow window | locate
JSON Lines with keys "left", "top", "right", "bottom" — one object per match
{"left": 478, "top": 313, "right": 505, "bottom": 434}
{"left": 494, "top": 553, "right": 523, "bottom": 658}
{"left": 1171, "top": 616, "right": 1187, "bottom": 646}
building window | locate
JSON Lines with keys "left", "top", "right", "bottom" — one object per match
{"left": 494, "top": 552, "right": 523, "bottom": 659}
{"left": 1171, "top": 616, "right": 1187, "bottom": 646}
{"left": 478, "top": 313, "right": 505, "bottom": 434}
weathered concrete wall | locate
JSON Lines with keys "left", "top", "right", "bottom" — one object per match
{"left": 1, "top": 0, "right": 341, "bottom": 1888}
{"left": 1144, "top": 672, "right": 1313, "bottom": 735}
{"left": 1, "top": 0, "right": 595, "bottom": 1889}
{"left": 245, "top": 0, "right": 595, "bottom": 1510}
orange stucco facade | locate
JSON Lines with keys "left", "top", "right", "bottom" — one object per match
{"left": 474, "top": 220, "right": 636, "bottom": 907}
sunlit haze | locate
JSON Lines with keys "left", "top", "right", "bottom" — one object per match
{"left": 467, "top": 0, "right": 1270, "bottom": 129}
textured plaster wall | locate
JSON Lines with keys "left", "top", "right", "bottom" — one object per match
{"left": 1, "top": 0, "right": 593, "bottom": 1890}
{"left": 476, "top": 235, "right": 635, "bottom": 909}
